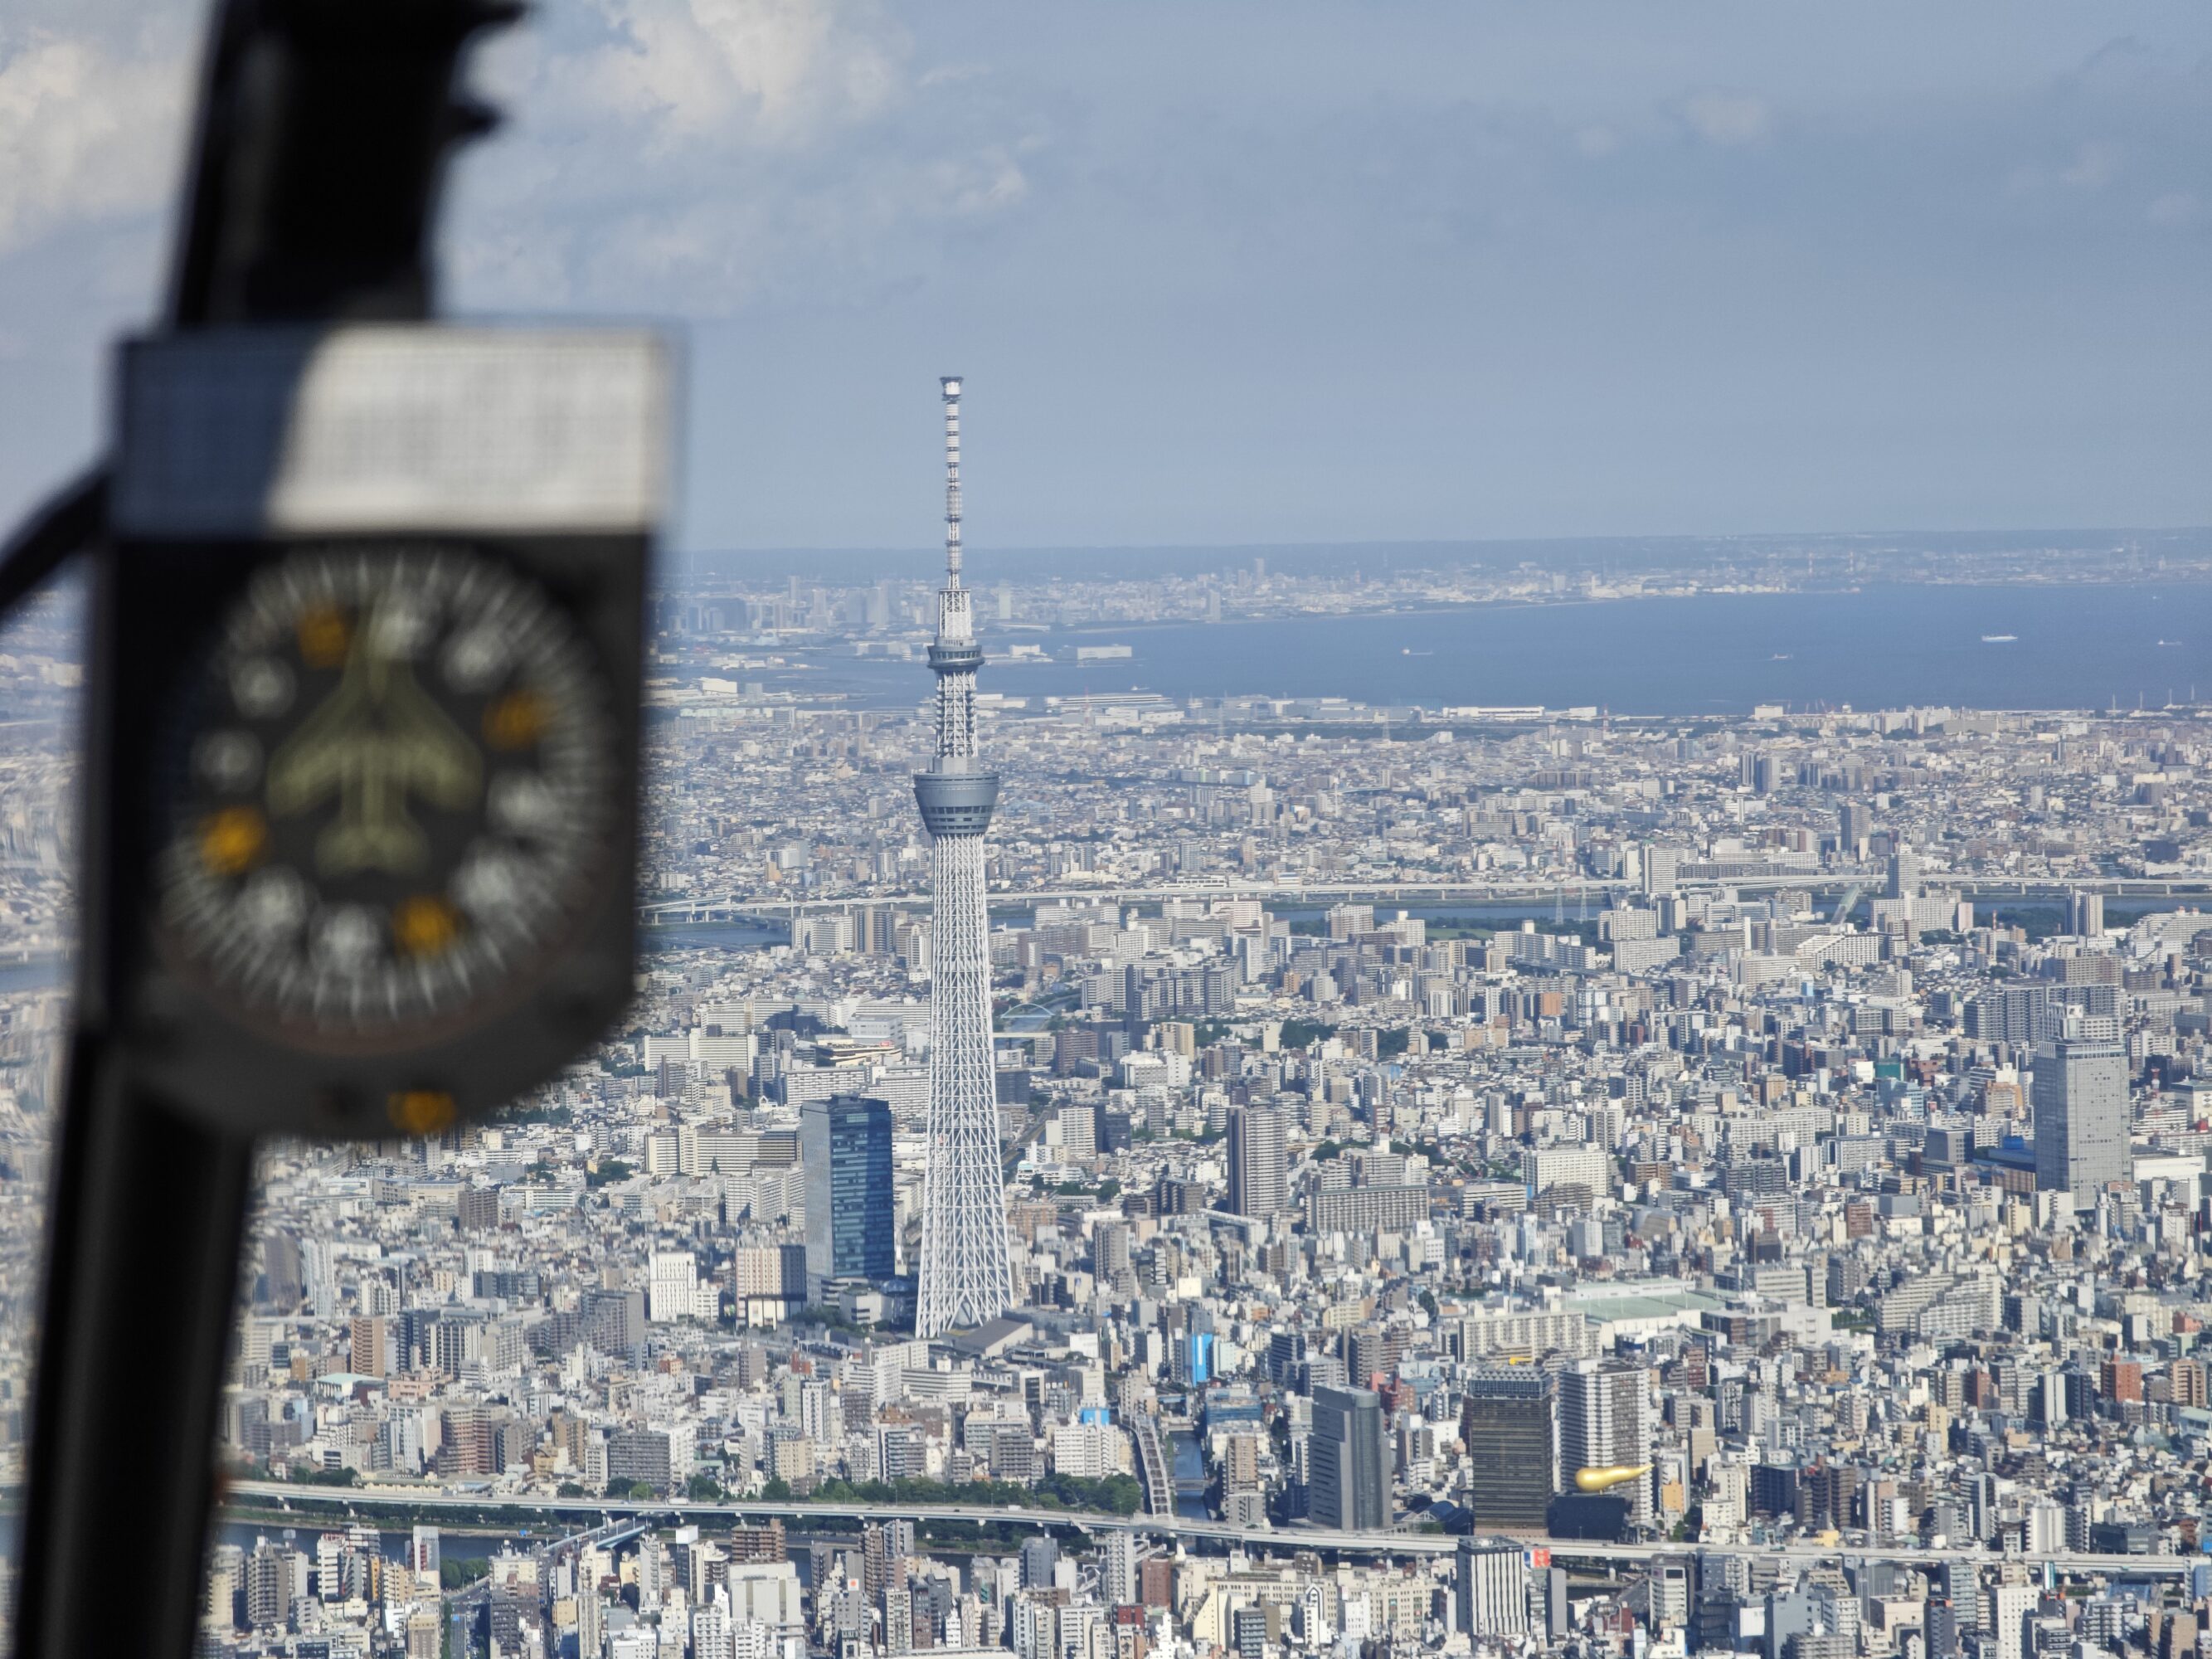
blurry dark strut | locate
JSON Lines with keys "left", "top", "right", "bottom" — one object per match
{"left": 5, "top": 5, "right": 546, "bottom": 1659}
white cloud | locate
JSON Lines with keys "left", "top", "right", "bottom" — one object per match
{"left": 2005, "top": 138, "right": 2131, "bottom": 200}
{"left": 453, "top": 135, "right": 1033, "bottom": 314}
{"left": 445, "top": 0, "right": 1037, "bottom": 315}
{"left": 1680, "top": 90, "right": 1772, "bottom": 147}
{"left": 554, "top": 0, "right": 901, "bottom": 147}
{"left": 2146, "top": 190, "right": 2200, "bottom": 228}
{"left": 0, "top": 0, "right": 1022, "bottom": 319}
{"left": 1575, "top": 124, "right": 1618, "bottom": 159}
{"left": 2058, "top": 138, "right": 2122, "bottom": 189}
{"left": 0, "top": 29, "right": 192, "bottom": 256}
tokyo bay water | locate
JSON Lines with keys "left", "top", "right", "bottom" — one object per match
{"left": 799, "top": 581, "right": 2212, "bottom": 715}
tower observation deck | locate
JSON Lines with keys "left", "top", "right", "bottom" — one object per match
{"left": 913, "top": 376, "right": 1014, "bottom": 1338}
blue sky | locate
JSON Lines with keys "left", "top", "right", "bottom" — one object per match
{"left": 1, "top": 2, "right": 2208, "bottom": 553}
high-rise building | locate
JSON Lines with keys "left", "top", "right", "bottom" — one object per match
{"left": 2034, "top": 1038, "right": 2128, "bottom": 1208}
{"left": 246, "top": 1541, "right": 296, "bottom": 1630}
{"left": 1345, "top": 1326, "right": 1406, "bottom": 1391}
{"left": 1309, "top": 1384, "right": 1389, "bottom": 1531}
{"left": 880, "top": 1582, "right": 913, "bottom": 1655}
{"left": 1018, "top": 1535, "right": 1058, "bottom": 1590}
{"left": 863, "top": 1520, "right": 914, "bottom": 1601}
{"left": 1886, "top": 846, "right": 1919, "bottom": 899}
{"left": 1927, "top": 1599, "right": 1959, "bottom": 1659}
{"left": 1837, "top": 801, "right": 1872, "bottom": 852}
{"left": 205, "top": 1543, "right": 243, "bottom": 1629}
{"left": 1560, "top": 1360, "right": 1652, "bottom": 1527}
{"left": 1139, "top": 1556, "right": 1174, "bottom": 1609}
{"left": 913, "top": 375, "right": 1015, "bottom": 1340}
{"left": 457, "top": 1185, "right": 500, "bottom": 1233}
{"left": 1990, "top": 1581, "right": 2035, "bottom": 1659}
{"left": 348, "top": 1314, "right": 390, "bottom": 1379}
{"left": 1966, "top": 984, "right": 2057, "bottom": 1048}
{"left": 261, "top": 1230, "right": 304, "bottom": 1308}
{"left": 1093, "top": 1219, "right": 1134, "bottom": 1297}
{"left": 1226, "top": 1104, "right": 1288, "bottom": 1219}
{"left": 646, "top": 1251, "right": 702, "bottom": 1323}
{"left": 1101, "top": 1531, "right": 1138, "bottom": 1608}
{"left": 801, "top": 1092, "right": 895, "bottom": 1294}
{"left": 1458, "top": 1369, "right": 1557, "bottom": 1536}
{"left": 1455, "top": 1540, "right": 1531, "bottom": 1638}
{"left": 693, "top": 1598, "right": 737, "bottom": 1659}
{"left": 1325, "top": 902, "right": 1375, "bottom": 940}
{"left": 2069, "top": 889, "right": 2106, "bottom": 937}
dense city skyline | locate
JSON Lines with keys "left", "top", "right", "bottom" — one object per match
{"left": 7, "top": 525, "right": 2212, "bottom": 1656}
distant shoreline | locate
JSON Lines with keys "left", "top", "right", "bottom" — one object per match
{"left": 1033, "top": 574, "right": 2212, "bottom": 640}
{"left": 683, "top": 530, "right": 2212, "bottom": 586}
{"left": 687, "top": 581, "right": 2212, "bottom": 718}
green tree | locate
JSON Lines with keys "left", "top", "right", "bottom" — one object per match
{"left": 627, "top": 1481, "right": 658, "bottom": 1501}
{"left": 687, "top": 1472, "right": 724, "bottom": 1501}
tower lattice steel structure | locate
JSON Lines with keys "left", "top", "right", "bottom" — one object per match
{"left": 913, "top": 375, "right": 1014, "bottom": 1338}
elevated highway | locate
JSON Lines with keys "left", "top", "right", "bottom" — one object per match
{"left": 221, "top": 1481, "right": 2192, "bottom": 1576}
{"left": 641, "top": 875, "right": 2212, "bottom": 927}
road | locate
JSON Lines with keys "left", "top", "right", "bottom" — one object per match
{"left": 221, "top": 1481, "right": 2192, "bottom": 1576}
{"left": 644, "top": 877, "right": 1637, "bottom": 922}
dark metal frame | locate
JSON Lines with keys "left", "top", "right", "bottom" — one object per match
{"left": 0, "top": 8, "right": 656, "bottom": 1657}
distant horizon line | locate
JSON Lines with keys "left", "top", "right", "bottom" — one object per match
{"left": 680, "top": 524, "right": 2212, "bottom": 562}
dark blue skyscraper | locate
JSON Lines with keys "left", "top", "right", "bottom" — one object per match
{"left": 802, "top": 1092, "right": 895, "bottom": 1293}
{"left": 1309, "top": 1384, "right": 1389, "bottom": 1531}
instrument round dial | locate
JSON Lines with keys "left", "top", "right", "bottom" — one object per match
{"left": 154, "top": 546, "right": 618, "bottom": 1047}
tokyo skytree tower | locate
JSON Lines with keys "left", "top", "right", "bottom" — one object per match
{"left": 913, "top": 375, "right": 1014, "bottom": 1339}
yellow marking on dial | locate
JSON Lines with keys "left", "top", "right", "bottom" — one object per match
{"left": 483, "top": 688, "right": 549, "bottom": 751}
{"left": 388, "top": 1090, "right": 457, "bottom": 1135}
{"left": 392, "top": 894, "right": 464, "bottom": 958}
{"left": 199, "top": 806, "right": 269, "bottom": 876}
{"left": 296, "top": 606, "right": 352, "bottom": 669}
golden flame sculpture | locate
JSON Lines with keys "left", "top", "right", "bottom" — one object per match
{"left": 1573, "top": 1462, "right": 1652, "bottom": 1494}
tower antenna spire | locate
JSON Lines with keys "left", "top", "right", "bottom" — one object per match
{"left": 942, "top": 374, "right": 963, "bottom": 589}
{"left": 913, "top": 373, "right": 1014, "bottom": 1339}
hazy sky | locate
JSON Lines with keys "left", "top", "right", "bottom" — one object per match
{"left": 2, "top": 2, "right": 2209, "bottom": 553}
